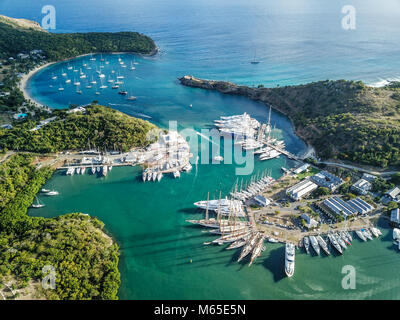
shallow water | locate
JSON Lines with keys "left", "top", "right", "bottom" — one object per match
{"left": 3, "top": 0, "right": 400, "bottom": 299}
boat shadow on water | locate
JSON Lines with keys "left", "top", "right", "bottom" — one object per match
{"left": 261, "top": 246, "right": 286, "bottom": 282}
{"left": 178, "top": 207, "right": 203, "bottom": 215}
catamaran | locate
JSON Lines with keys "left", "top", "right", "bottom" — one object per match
{"left": 284, "top": 242, "right": 295, "bottom": 277}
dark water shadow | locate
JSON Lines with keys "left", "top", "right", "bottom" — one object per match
{"left": 178, "top": 207, "right": 202, "bottom": 215}
{"left": 262, "top": 246, "right": 285, "bottom": 282}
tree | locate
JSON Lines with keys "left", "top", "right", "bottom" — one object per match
{"left": 313, "top": 187, "right": 331, "bottom": 197}
{"left": 391, "top": 172, "right": 400, "bottom": 185}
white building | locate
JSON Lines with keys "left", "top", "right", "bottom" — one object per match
{"left": 382, "top": 187, "right": 400, "bottom": 204}
{"left": 67, "top": 106, "right": 86, "bottom": 114}
{"left": 311, "top": 170, "right": 344, "bottom": 191}
{"left": 391, "top": 208, "right": 400, "bottom": 227}
{"left": 293, "top": 163, "right": 310, "bottom": 175}
{"left": 254, "top": 195, "right": 271, "bottom": 207}
{"left": 286, "top": 179, "right": 318, "bottom": 201}
{"left": 351, "top": 179, "right": 372, "bottom": 195}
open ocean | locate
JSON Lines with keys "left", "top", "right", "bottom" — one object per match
{"left": 1, "top": 0, "right": 400, "bottom": 299}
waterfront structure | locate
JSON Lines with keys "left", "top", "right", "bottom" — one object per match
{"left": 293, "top": 163, "right": 310, "bottom": 175}
{"left": 310, "top": 170, "right": 344, "bottom": 191}
{"left": 382, "top": 187, "right": 400, "bottom": 204}
{"left": 254, "top": 195, "right": 270, "bottom": 207}
{"left": 361, "top": 173, "right": 377, "bottom": 183}
{"left": 390, "top": 208, "right": 400, "bottom": 227}
{"left": 286, "top": 179, "right": 318, "bottom": 201}
{"left": 351, "top": 179, "right": 372, "bottom": 196}
{"left": 318, "top": 196, "right": 374, "bottom": 219}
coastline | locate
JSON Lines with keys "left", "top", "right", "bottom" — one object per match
{"left": 18, "top": 49, "right": 159, "bottom": 110}
{"left": 18, "top": 61, "right": 56, "bottom": 110}
{"left": 178, "top": 75, "right": 398, "bottom": 173}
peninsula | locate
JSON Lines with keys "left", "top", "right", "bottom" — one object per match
{"left": 179, "top": 75, "right": 400, "bottom": 170}
{"left": 0, "top": 15, "right": 158, "bottom": 300}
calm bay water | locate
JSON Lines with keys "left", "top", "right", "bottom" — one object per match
{"left": 1, "top": 0, "right": 400, "bottom": 299}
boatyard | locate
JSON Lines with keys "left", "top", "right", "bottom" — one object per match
{"left": 31, "top": 109, "right": 397, "bottom": 279}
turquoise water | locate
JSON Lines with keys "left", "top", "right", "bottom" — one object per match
{"left": 2, "top": 0, "right": 400, "bottom": 299}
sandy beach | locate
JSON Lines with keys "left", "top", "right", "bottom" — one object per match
{"left": 18, "top": 61, "right": 56, "bottom": 109}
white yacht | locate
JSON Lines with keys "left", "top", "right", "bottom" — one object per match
{"left": 356, "top": 230, "right": 367, "bottom": 242}
{"left": 309, "top": 235, "right": 320, "bottom": 255}
{"left": 45, "top": 190, "right": 59, "bottom": 196}
{"left": 102, "top": 165, "right": 108, "bottom": 176}
{"left": 316, "top": 235, "right": 330, "bottom": 255}
{"left": 303, "top": 237, "right": 310, "bottom": 254}
{"left": 335, "top": 233, "right": 347, "bottom": 250}
{"left": 362, "top": 229, "right": 373, "bottom": 241}
{"left": 157, "top": 172, "right": 163, "bottom": 182}
{"left": 194, "top": 198, "right": 244, "bottom": 215}
{"left": 328, "top": 234, "right": 342, "bottom": 254}
{"left": 285, "top": 242, "right": 295, "bottom": 278}
{"left": 393, "top": 228, "right": 400, "bottom": 241}
{"left": 370, "top": 227, "right": 380, "bottom": 238}
{"left": 173, "top": 170, "right": 180, "bottom": 178}
{"left": 259, "top": 149, "right": 281, "bottom": 161}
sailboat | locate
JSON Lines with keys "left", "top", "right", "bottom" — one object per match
{"left": 31, "top": 196, "right": 45, "bottom": 208}
{"left": 130, "top": 61, "right": 136, "bottom": 70}
{"left": 251, "top": 50, "right": 260, "bottom": 64}
{"left": 76, "top": 85, "right": 83, "bottom": 94}
{"left": 126, "top": 89, "right": 137, "bottom": 100}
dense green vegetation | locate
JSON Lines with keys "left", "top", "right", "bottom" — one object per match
{"left": 0, "top": 16, "right": 156, "bottom": 61}
{"left": 183, "top": 77, "right": 400, "bottom": 168}
{"left": 264, "top": 80, "right": 400, "bottom": 168}
{"left": 0, "top": 154, "right": 120, "bottom": 299}
{"left": 0, "top": 105, "right": 156, "bottom": 153}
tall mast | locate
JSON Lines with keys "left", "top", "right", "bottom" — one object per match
{"left": 205, "top": 192, "right": 209, "bottom": 222}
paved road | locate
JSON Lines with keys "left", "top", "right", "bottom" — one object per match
{"left": 318, "top": 161, "right": 398, "bottom": 177}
